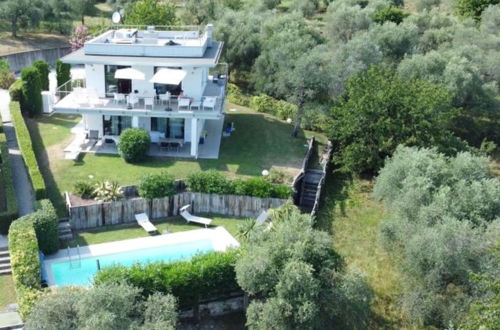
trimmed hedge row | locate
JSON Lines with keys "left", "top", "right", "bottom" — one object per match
{"left": 94, "top": 250, "right": 241, "bottom": 308}
{"left": 32, "top": 200, "right": 59, "bottom": 254}
{"left": 10, "top": 101, "right": 46, "bottom": 199}
{"left": 0, "top": 134, "right": 19, "bottom": 234}
{"left": 8, "top": 215, "right": 43, "bottom": 319}
{"left": 187, "top": 170, "right": 291, "bottom": 199}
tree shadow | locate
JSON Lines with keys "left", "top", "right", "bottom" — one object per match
{"left": 26, "top": 117, "right": 67, "bottom": 217}
{"left": 314, "top": 170, "right": 353, "bottom": 234}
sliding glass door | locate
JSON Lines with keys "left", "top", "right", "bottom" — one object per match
{"left": 103, "top": 116, "right": 132, "bottom": 136}
{"left": 151, "top": 117, "right": 184, "bottom": 139}
{"left": 105, "top": 65, "right": 132, "bottom": 96}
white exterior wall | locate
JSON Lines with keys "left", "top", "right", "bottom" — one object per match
{"left": 181, "top": 67, "right": 207, "bottom": 100}
{"left": 131, "top": 65, "right": 155, "bottom": 95}
{"left": 83, "top": 114, "right": 103, "bottom": 137}
{"left": 85, "top": 64, "right": 105, "bottom": 97}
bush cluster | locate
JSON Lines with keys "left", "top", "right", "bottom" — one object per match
{"left": 118, "top": 128, "right": 151, "bottom": 163}
{"left": 31, "top": 199, "right": 59, "bottom": 254}
{"left": 0, "top": 59, "right": 15, "bottom": 89}
{"left": 138, "top": 172, "right": 176, "bottom": 199}
{"left": 227, "top": 83, "right": 250, "bottom": 106}
{"left": 73, "top": 181, "right": 96, "bottom": 199}
{"left": 186, "top": 170, "right": 291, "bottom": 199}
{"left": 10, "top": 102, "right": 46, "bottom": 199}
{"left": 94, "top": 250, "right": 241, "bottom": 308}
{"left": 0, "top": 133, "right": 19, "bottom": 234}
{"left": 20, "top": 67, "right": 42, "bottom": 117}
{"left": 8, "top": 215, "right": 43, "bottom": 319}
{"left": 251, "top": 94, "right": 297, "bottom": 120}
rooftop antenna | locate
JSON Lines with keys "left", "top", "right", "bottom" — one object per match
{"left": 112, "top": 11, "right": 122, "bottom": 25}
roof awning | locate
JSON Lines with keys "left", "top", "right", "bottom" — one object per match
{"left": 150, "top": 68, "right": 187, "bottom": 85}
{"left": 114, "top": 68, "right": 145, "bottom": 80}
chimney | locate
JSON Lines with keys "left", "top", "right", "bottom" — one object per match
{"left": 206, "top": 24, "right": 213, "bottom": 47}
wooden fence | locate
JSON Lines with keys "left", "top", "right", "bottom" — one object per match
{"left": 66, "top": 192, "right": 286, "bottom": 230}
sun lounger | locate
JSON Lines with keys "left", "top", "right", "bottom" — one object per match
{"left": 135, "top": 213, "right": 158, "bottom": 233}
{"left": 179, "top": 205, "right": 212, "bottom": 228}
{"left": 256, "top": 210, "right": 268, "bottom": 225}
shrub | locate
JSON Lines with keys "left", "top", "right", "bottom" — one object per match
{"left": 94, "top": 181, "right": 123, "bottom": 202}
{"left": 456, "top": 0, "right": 500, "bottom": 20}
{"left": 0, "top": 59, "right": 15, "bottom": 89}
{"left": 186, "top": 170, "right": 233, "bottom": 194}
{"left": 8, "top": 79, "right": 23, "bottom": 102}
{"left": 118, "top": 128, "right": 151, "bottom": 163}
{"left": 73, "top": 181, "right": 96, "bottom": 199}
{"left": 32, "top": 200, "right": 59, "bottom": 255}
{"left": 227, "top": 83, "right": 250, "bottom": 106}
{"left": 55, "top": 60, "right": 71, "bottom": 87}
{"left": 251, "top": 94, "right": 276, "bottom": 115}
{"left": 94, "top": 250, "right": 241, "bottom": 308}
{"left": 21, "top": 67, "right": 42, "bottom": 117}
{"left": 265, "top": 169, "right": 289, "bottom": 184}
{"left": 0, "top": 134, "right": 19, "bottom": 234}
{"left": 33, "top": 60, "right": 50, "bottom": 91}
{"left": 9, "top": 215, "right": 43, "bottom": 318}
{"left": 10, "top": 102, "right": 46, "bottom": 199}
{"left": 271, "top": 184, "right": 293, "bottom": 199}
{"left": 233, "top": 177, "right": 273, "bottom": 198}
{"left": 373, "top": 6, "right": 409, "bottom": 25}
{"left": 275, "top": 100, "right": 297, "bottom": 120}
{"left": 138, "top": 172, "right": 176, "bottom": 199}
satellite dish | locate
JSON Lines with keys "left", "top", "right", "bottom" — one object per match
{"left": 112, "top": 11, "right": 121, "bottom": 24}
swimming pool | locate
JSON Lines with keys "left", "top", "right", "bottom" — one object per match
{"left": 44, "top": 227, "right": 239, "bottom": 287}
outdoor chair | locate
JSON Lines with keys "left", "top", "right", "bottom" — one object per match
{"left": 144, "top": 97, "right": 154, "bottom": 110}
{"left": 135, "top": 213, "right": 158, "bottom": 234}
{"left": 178, "top": 97, "right": 191, "bottom": 111}
{"left": 113, "top": 93, "right": 125, "bottom": 104}
{"left": 202, "top": 97, "right": 217, "bottom": 111}
{"left": 190, "top": 100, "right": 202, "bottom": 111}
{"left": 179, "top": 205, "right": 212, "bottom": 228}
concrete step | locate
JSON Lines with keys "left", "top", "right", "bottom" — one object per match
{"left": 0, "top": 256, "right": 10, "bottom": 264}
{"left": 0, "top": 269, "right": 12, "bottom": 275}
{"left": 59, "top": 233, "right": 73, "bottom": 241}
{"left": 0, "top": 264, "right": 11, "bottom": 271}
{"left": 0, "top": 251, "right": 9, "bottom": 258}
{"left": 0, "top": 246, "right": 8, "bottom": 253}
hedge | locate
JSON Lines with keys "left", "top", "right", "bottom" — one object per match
{"left": 94, "top": 250, "right": 241, "bottom": 308}
{"left": 10, "top": 102, "right": 46, "bottom": 199}
{"left": 8, "top": 215, "right": 43, "bottom": 319}
{"left": 251, "top": 94, "right": 297, "bottom": 120}
{"left": 0, "top": 134, "right": 19, "bottom": 234}
{"left": 186, "top": 170, "right": 291, "bottom": 199}
{"left": 55, "top": 59, "right": 71, "bottom": 87}
{"left": 32, "top": 200, "right": 59, "bottom": 254}
{"left": 33, "top": 60, "right": 50, "bottom": 91}
{"left": 8, "top": 79, "right": 23, "bottom": 103}
{"left": 20, "top": 66, "right": 42, "bottom": 117}
{"left": 138, "top": 172, "right": 176, "bottom": 199}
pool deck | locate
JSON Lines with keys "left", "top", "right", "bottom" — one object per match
{"left": 44, "top": 227, "right": 239, "bottom": 286}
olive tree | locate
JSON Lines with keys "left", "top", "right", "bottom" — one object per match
{"left": 0, "top": 0, "right": 43, "bottom": 37}
{"left": 236, "top": 205, "right": 372, "bottom": 329}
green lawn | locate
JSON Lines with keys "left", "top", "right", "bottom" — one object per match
{"left": 28, "top": 105, "right": 325, "bottom": 215}
{"left": 0, "top": 274, "right": 16, "bottom": 312}
{"left": 316, "top": 175, "right": 409, "bottom": 329}
{"left": 62, "top": 215, "right": 243, "bottom": 249}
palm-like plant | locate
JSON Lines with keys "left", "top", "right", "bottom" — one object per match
{"left": 94, "top": 181, "right": 123, "bottom": 202}
{"left": 236, "top": 218, "right": 257, "bottom": 241}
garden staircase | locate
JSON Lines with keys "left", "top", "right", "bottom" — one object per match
{"left": 58, "top": 218, "right": 73, "bottom": 241}
{"left": 0, "top": 247, "right": 11, "bottom": 275}
{"left": 299, "top": 170, "right": 324, "bottom": 211}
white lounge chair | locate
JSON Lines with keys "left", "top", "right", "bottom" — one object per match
{"left": 135, "top": 213, "right": 158, "bottom": 233}
{"left": 179, "top": 205, "right": 212, "bottom": 228}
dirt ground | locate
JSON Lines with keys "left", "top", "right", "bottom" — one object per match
{"left": 0, "top": 32, "right": 69, "bottom": 56}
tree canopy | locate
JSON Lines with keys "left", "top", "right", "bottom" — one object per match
{"left": 329, "top": 66, "right": 460, "bottom": 174}
{"left": 124, "top": 0, "right": 177, "bottom": 26}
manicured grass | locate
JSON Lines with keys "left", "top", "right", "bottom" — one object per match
{"left": 62, "top": 215, "right": 243, "bottom": 248}
{"left": 29, "top": 105, "right": 326, "bottom": 215}
{"left": 316, "top": 175, "right": 408, "bottom": 328}
{"left": 0, "top": 274, "right": 16, "bottom": 312}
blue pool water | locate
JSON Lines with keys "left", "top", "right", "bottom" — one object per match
{"left": 49, "top": 239, "right": 214, "bottom": 286}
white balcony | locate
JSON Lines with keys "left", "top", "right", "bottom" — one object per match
{"left": 52, "top": 77, "right": 227, "bottom": 120}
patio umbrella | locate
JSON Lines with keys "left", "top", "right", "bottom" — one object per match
{"left": 114, "top": 68, "right": 145, "bottom": 80}
{"left": 150, "top": 68, "right": 187, "bottom": 85}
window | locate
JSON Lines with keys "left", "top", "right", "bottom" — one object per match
{"left": 105, "top": 65, "right": 131, "bottom": 96}
{"left": 103, "top": 116, "right": 132, "bottom": 136}
{"left": 153, "top": 66, "right": 183, "bottom": 96}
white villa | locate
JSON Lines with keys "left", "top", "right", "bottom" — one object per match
{"left": 50, "top": 24, "right": 227, "bottom": 159}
